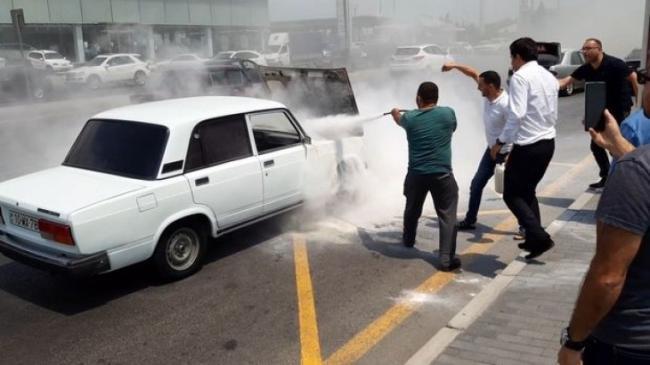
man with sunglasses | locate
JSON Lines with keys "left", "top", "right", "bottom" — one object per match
{"left": 558, "top": 38, "right": 638, "bottom": 189}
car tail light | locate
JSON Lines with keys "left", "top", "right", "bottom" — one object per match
{"left": 38, "top": 219, "right": 75, "bottom": 246}
{"left": 413, "top": 55, "right": 425, "bottom": 61}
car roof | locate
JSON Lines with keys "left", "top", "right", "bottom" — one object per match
{"left": 92, "top": 96, "right": 286, "bottom": 128}
{"left": 398, "top": 44, "right": 439, "bottom": 49}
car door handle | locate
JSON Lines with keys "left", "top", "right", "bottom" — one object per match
{"left": 263, "top": 160, "right": 275, "bottom": 168}
{"left": 195, "top": 177, "right": 210, "bottom": 186}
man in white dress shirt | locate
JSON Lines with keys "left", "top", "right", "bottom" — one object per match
{"left": 441, "top": 62, "right": 516, "bottom": 232}
{"left": 490, "top": 37, "right": 559, "bottom": 260}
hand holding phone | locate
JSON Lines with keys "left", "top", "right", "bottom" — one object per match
{"left": 584, "top": 81, "right": 607, "bottom": 132}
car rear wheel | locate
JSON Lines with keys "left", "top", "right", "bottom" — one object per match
{"left": 134, "top": 70, "right": 146, "bottom": 86}
{"left": 87, "top": 75, "right": 101, "bottom": 90}
{"left": 153, "top": 223, "right": 207, "bottom": 280}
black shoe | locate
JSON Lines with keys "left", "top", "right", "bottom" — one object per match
{"left": 524, "top": 239, "right": 555, "bottom": 260}
{"left": 457, "top": 220, "right": 476, "bottom": 230}
{"left": 513, "top": 226, "right": 526, "bottom": 241}
{"left": 518, "top": 241, "right": 533, "bottom": 251}
{"left": 439, "top": 257, "right": 462, "bottom": 272}
{"left": 589, "top": 178, "right": 607, "bottom": 189}
{"left": 403, "top": 241, "right": 415, "bottom": 248}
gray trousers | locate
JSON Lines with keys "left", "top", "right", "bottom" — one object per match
{"left": 403, "top": 171, "right": 459, "bottom": 264}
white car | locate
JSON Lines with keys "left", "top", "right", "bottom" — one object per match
{"left": 65, "top": 53, "right": 150, "bottom": 89}
{"left": 0, "top": 96, "right": 363, "bottom": 280}
{"left": 389, "top": 44, "right": 453, "bottom": 73}
{"left": 153, "top": 53, "right": 208, "bottom": 70}
{"left": 27, "top": 50, "right": 73, "bottom": 72}
{"left": 215, "top": 50, "right": 267, "bottom": 66}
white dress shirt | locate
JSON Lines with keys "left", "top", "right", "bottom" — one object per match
{"left": 484, "top": 91, "right": 512, "bottom": 153}
{"left": 499, "top": 61, "right": 559, "bottom": 146}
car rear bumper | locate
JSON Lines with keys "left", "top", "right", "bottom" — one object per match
{"left": 0, "top": 232, "right": 110, "bottom": 276}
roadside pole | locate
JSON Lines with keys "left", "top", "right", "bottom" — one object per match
{"left": 10, "top": 8, "right": 33, "bottom": 101}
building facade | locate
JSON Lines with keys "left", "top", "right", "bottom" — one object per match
{"left": 0, "top": 0, "right": 269, "bottom": 62}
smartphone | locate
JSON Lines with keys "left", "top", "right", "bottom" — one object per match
{"left": 584, "top": 81, "right": 607, "bottom": 131}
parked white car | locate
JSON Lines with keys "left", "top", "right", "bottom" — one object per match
{"left": 65, "top": 53, "right": 150, "bottom": 89}
{"left": 153, "top": 53, "right": 208, "bottom": 70}
{"left": 0, "top": 96, "right": 363, "bottom": 280}
{"left": 27, "top": 50, "right": 73, "bottom": 72}
{"left": 389, "top": 44, "right": 453, "bottom": 73}
{"left": 216, "top": 50, "right": 267, "bottom": 66}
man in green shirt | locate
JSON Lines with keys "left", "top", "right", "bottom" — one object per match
{"left": 391, "top": 82, "right": 460, "bottom": 271}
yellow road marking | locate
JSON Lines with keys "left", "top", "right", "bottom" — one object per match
{"left": 324, "top": 154, "right": 593, "bottom": 365}
{"left": 294, "top": 233, "right": 323, "bottom": 365}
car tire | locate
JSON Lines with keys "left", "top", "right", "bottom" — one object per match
{"left": 87, "top": 75, "right": 101, "bottom": 90}
{"left": 134, "top": 70, "right": 146, "bottom": 86}
{"left": 153, "top": 223, "right": 207, "bottom": 281}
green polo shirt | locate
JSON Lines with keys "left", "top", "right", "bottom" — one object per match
{"left": 400, "top": 106, "right": 457, "bottom": 175}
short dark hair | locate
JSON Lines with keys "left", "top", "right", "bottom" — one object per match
{"left": 417, "top": 82, "right": 439, "bottom": 104}
{"left": 510, "top": 37, "right": 538, "bottom": 62}
{"left": 479, "top": 71, "right": 501, "bottom": 89}
{"left": 585, "top": 38, "right": 603, "bottom": 48}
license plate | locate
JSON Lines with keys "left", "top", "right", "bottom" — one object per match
{"left": 9, "top": 211, "right": 40, "bottom": 232}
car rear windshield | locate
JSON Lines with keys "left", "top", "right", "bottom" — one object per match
{"left": 394, "top": 48, "right": 420, "bottom": 56}
{"left": 45, "top": 52, "right": 64, "bottom": 59}
{"left": 63, "top": 120, "right": 169, "bottom": 180}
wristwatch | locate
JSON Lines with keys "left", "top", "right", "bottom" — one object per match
{"left": 561, "top": 327, "right": 587, "bottom": 351}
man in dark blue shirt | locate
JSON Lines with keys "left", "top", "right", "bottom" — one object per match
{"left": 558, "top": 111, "right": 650, "bottom": 364}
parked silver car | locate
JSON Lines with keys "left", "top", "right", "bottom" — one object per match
{"left": 548, "top": 49, "right": 586, "bottom": 96}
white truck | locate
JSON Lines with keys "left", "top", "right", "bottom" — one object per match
{"left": 0, "top": 96, "right": 363, "bottom": 281}
{"left": 264, "top": 32, "right": 290, "bottom": 66}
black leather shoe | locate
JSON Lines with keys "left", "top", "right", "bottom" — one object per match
{"left": 439, "top": 257, "right": 462, "bottom": 272}
{"left": 403, "top": 241, "right": 415, "bottom": 248}
{"left": 457, "top": 220, "right": 476, "bottom": 230}
{"left": 589, "top": 178, "right": 607, "bottom": 189}
{"left": 525, "top": 239, "right": 555, "bottom": 260}
{"left": 518, "top": 241, "right": 533, "bottom": 251}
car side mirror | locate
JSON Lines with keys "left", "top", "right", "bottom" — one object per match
{"left": 302, "top": 136, "right": 312, "bottom": 145}
{"left": 637, "top": 69, "right": 647, "bottom": 85}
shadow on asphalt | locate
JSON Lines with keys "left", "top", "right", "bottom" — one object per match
{"left": 0, "top": 212, "right": 298, "bottom": 316}
{"left": 537, "top": 196, "right": 575, "bottom": 209}
{"left": 356, "top": 227, "right": 506, "bottom": 278}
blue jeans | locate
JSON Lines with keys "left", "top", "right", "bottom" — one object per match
{"left": 464, "top": 147, "right": 504, "bottom": 224}
{"left": 583, "top": 337, "right": 650, "bottom": 364}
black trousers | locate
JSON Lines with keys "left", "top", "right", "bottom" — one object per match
{"left": 591, "top": 109, "right": 629, "bottom": 178}
{"left": 403, "top": 172, "right": 458, "bottom": 263}
{"left": 583, "top": 337, "right": 650, "bottom": 364}
{"left": 503, "top": 139, "right": 555, "bottom": 243}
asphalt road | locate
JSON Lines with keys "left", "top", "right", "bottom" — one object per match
{"left": 0, "top": 71, "right": 604, "bottom": 365}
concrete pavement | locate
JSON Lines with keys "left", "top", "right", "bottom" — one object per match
{"left": 410, "top": 192, "right": 600, "bottom": 365}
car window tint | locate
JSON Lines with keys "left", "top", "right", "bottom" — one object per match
{"left": 571, "top": 52, "right": 583, "bottom": 65}
{"left": 29, "top": 52, "right": 41, "bottom": 59}
{"left": 395, "top": 47, "right": 419, "bottom": 56}
{"left": 107, "top": 57, "right": 120, "bottom": 66}
{"left": 235, "top": 52, "right": 257, "bottom": 59}
{"left": 186, "top": 114, "right": 252, "bottom": 171}
{"left": 120, "top": 56, "right": 135, "bottom": 64}
{"left": 249, "top": 112, "right": 301, "bottom": 153}
{"left": 64, "top": 120, "right": 168, "bottom": 180}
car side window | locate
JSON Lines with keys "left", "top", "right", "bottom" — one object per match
{"left": 29, "top": 52, "right": 42, "bottom": 60}
{"left": 571, "top": 52, "right": 583, "bottom": 65}
{"left": 185, "top": 114, "right": 252, "bottom": 171}
{"left": 249, "top": 111, "right": 302, "bottom": 154}
{"left": 120, "top": 56, "right": 135, "bottom": 65}
{"left": 107, "top": 57, "right": 120, "bottom": 66}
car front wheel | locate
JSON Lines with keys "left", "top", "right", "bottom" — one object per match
{"left": 561, "top": 82, "right": 574, "bottom": 97}
{"left": 134, "top": 70, "right": 146, "bottom": 86}
{"left": 153, "top": 224, "right": 207, "bottom": 280}
{"left": 86, "top": 75, "right": 101, "bottom": 90}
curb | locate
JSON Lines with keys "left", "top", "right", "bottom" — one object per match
{"left": 405, "top": 190, "right": 598, "bottom": 365}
